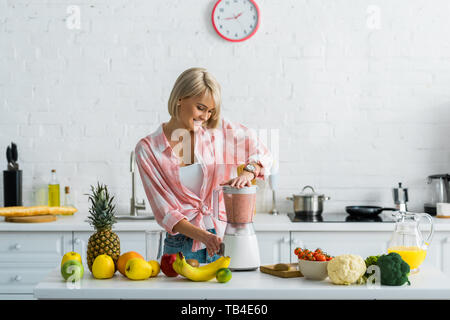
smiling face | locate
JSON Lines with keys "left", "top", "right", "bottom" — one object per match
{"left": 177, "top": 90, "right": 216, "bottom": 132}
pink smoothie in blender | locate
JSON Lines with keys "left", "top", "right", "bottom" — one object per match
{"left": 223, "top": 188, "right": 256, "bottom": 224}
{"left": 213, "top": 185, "right": 260, "bottom": 270}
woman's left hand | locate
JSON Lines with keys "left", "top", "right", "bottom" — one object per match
{"left": 220, "top": 171, "right": 254, "bottom": 189}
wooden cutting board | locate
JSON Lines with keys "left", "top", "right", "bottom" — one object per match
{"left": 5, "top": 215, "right": 57, "bottom": 223}
{"left": 260, "top": 263, "right": 303, "bottom": 278}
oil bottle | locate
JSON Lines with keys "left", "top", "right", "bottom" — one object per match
{"left": 63, "top": 186, "right": 75, "bottom": 208}
{"left": 48, "top": 169, "right": 60, "bottom": 207}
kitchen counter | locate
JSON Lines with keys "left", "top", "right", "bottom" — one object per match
{"left": 34, "top": 265, "right": 450, "bottom": 300}
{"left": 2, "top": 211, "right": 450, "bottom": 232}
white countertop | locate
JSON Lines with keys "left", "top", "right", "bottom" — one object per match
{"left": 2, "top": 211, "right": 450, "bottom": 232}
{"left": 34, "top": 265, "right": 450, "bottom": 300}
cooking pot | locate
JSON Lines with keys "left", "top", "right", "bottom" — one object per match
{"left": 286, "top": 186, "right": 330, "bottom": 216}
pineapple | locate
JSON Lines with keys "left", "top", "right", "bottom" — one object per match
{"left": 86, "top": 182, "right": 120, "bottom": 272}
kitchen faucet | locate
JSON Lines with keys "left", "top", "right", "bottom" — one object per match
{"left": 130, "top": 150, "right": 146, "bottom": 216}
{"left": 92, "top": 151, "right": 154, "bottom": 221}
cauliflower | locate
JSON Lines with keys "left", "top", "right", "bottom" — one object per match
{"left": 327, "top": 254, "right": 366, "bottom": 285}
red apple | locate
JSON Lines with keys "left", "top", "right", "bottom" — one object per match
{"left": 160, "top": 253, "right": 178, "bottom": 277}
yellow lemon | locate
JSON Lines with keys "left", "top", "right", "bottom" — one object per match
{"left": 148, "top": 260, "right": 160, "bottom": 277}
{"left": 61, "top": 252, "right": 82, "bottom": 267}
{"left": 92, "top": 254, "right": 115, "bottom": 279}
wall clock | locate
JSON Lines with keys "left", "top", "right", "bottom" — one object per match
{"left": 212, "top": 0, "right": 260, "bottom": 42}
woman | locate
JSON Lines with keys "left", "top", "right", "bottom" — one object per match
{"left": 135, "top": 67, "right": 272, "bottom": 263}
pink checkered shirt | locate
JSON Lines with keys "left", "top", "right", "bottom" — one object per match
{"left": 135, "top": 118, "right": 273, "bottom": 252}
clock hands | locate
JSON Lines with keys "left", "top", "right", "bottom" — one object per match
{"left": 224, "top": 11, "right": 244, "bottom": 20}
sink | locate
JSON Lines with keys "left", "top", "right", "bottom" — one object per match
{"left": 115, "top": 215, "right": 155, "bottom": 220}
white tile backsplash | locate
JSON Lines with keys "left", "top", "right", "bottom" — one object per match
{"left": 1, "top": 0, "right": 450, "bottom": 215}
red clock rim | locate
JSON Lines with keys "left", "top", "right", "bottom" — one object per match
{"left": 211, "top": 0, "right": 260, "bottom": 42}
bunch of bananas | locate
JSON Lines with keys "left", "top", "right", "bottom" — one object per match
{"left": 172, "top": 252, "right": 231, "bottom": 282}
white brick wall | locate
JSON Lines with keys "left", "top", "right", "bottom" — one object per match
{"left": 1, "top": 0, "right": 450, "bottom": 216}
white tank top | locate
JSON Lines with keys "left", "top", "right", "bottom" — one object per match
{"left": 179, "top": 163, "right": 203, "bottom": 197}
{"left": 179, "top": 162, "right": 214, "bottom": 229}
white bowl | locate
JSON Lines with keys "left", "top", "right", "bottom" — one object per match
{"left": 298, "top": 259, "right": 329, "bottom": 280}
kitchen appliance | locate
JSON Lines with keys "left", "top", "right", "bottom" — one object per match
{"left": 288, "top": 211, "right": 396, "bottom": 223}
{"left": 424, "top": 174, "right": 450, "bottom": 216}
{"left": 387, "top": 210, "right": 434, "bottom": 273}
{"left": 345, "top": 206, "right": 397, "bottom": 218}
{"left": 3, "top": 142, "right": 22, "bottom": 207}
{"left": 437, "top": 202, "right": 450, "bottom": 218}
{"left": 213, "top": 185, "right": 260, "bottom": 271}
{"left": 393, "top": 182, "right": 409, "bottom": 212}
{"left": 286, "top": 185, "right": 330, "bottom": 216}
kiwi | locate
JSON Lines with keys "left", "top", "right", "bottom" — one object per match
{"left": 186, "top": 259, "right": 199, "bottom": 267}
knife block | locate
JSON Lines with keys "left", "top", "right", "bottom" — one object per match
{"left": 3, "top": 170, "right": 22, "bottom": 207}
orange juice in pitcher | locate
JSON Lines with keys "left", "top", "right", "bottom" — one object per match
{"left": 387, "top": 211, "right": 434, "bottom": 273}
{"left": 387, "top": 246, "right": 427, "bottom": 271}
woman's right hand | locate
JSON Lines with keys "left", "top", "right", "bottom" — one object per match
{"left": 202, "top": 231, "right": 222, "bottom": 257}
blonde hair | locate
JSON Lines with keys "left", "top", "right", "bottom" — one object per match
{"left": 168, "top": 67, "right": 221, "bottom": 129}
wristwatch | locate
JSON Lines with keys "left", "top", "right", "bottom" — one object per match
{"left": 243, "top": 163, "right": 258, "bottom": 179}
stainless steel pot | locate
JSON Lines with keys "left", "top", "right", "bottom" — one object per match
{"left": 286, "top": 185, "right": 330, "bottom": 216}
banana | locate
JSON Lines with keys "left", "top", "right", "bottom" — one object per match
{"left": 172, "top": 252, "right": 231, "bottom": 282}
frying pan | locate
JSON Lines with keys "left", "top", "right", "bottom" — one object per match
{"left": 345, "top": 206, "right": 397, "bottom": 217}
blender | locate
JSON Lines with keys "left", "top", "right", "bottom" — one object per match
{"left": 213, "top": 185, "right": 260, "bottom": 271}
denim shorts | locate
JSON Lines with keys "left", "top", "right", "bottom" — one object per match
{"left": 163, "top": 228, "right": 221, "bottom": 263}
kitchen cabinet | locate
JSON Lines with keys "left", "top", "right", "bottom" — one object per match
{"left": 0, "top": 231, "right": 72, "bottom": 296}
{"left": 256, "top": 230, "right": 450, "bottom": 276}
{"left": 2, "top": 213, "right": 450, "bottom": 299}
{"left": 0, "top": 231, "right": 72, "bottom": 264}
{"left": 442, "top": 236, "right": 450, "bottom": 275}
{"left": 290, "top": 231, "right": 391, "bottom": 262}
{"left": 34, "top": 265, "right": 450, "bottom": 300}
{"left": 0, "top": 230, "right": 147, "bottom": 299}
{"left": 256, "top": 231, "right": 291, "bottom": 265}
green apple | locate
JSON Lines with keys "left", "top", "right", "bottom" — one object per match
{"left": 61, "top": 259, "right": 84, "bottom": 282}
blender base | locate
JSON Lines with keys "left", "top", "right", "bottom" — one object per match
{"left": 223, "top": 233, "right": 260, "bottom": 271}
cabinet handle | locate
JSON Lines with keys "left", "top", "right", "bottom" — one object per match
{"left": 14, "top": 275, "right": 22, "bottom": 282}
{"left": 74, "top": 238, "right": 81, "bottom": 245}
{"left": 13, "top": 243, "right": 22, "bottom": 250}
{"left": 282, "top": 237, "right": 290, "bottom": 243}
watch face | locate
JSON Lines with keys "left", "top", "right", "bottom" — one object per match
{"left": 246, "top": 164, "right": 256, "bottom": 171}
{"left": 212, "top": 0, "right": 260, "bottom": 42}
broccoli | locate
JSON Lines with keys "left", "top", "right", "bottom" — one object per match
{"left": 377, "top": 252, "right": 411, "bottom": 286}
{"left": 359, "top": 255, "right": 381, "bottom": 284}
{"left": 365, "top": 255, "right": 380, "bottom": 268}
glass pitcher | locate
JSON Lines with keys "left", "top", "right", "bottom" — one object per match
{"left": 387, "top": 211, "right": 434, "bottom": 273}
{"left": 213, "top": 185, "right": 258, "bottom": 223}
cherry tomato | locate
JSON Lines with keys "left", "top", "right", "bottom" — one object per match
{"left": 316, "top": 254, "right": 326, "bottom": 261}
